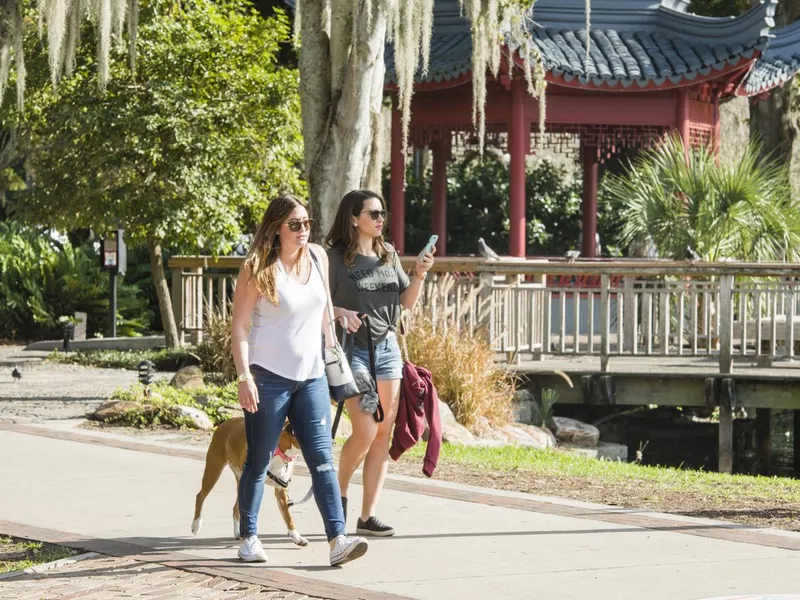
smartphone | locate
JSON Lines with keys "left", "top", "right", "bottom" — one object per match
{"left": 418, "top": 235, "right": 438, "bottom": 260}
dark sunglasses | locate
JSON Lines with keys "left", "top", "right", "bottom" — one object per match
{"left": 286, "top": 218, "right": 313, "bottom": 232}
{"left": 359, "top": 210, "right": 386, "bottom": 221}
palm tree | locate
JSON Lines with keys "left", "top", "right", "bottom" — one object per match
{"left": 605, "top": 135, "right": 800, "bottom": 262}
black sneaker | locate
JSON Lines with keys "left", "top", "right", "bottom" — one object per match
{"left": 356, "top": 516, "right": 395, "bottom": 537}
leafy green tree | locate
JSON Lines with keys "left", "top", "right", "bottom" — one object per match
{"left": 604, "top": 135, "right": 800, "bottom": 261}
{"left": 12, "top": 0, "right": 304, "bottom": 346}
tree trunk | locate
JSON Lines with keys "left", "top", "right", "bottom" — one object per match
{"left": 299, "top": 0, "right": 388, "bottom": 239}
{"left": 750, "top": 0, "right": 800, "bottom": 193}
{"left": 147, "top": 234, "right": 181, "bottom": 348}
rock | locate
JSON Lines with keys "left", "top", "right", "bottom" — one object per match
{"left": 559, "top": 442, "right": 628, "bottom": 462}
{"left": 508, "top": 424, "right": 557, "bottom": 449}
{"left": 477, "top": 424, "right": 556, "bottom": 449}
{"left": 511, "top": 389, "right": 542, "bottom": 426}
{"left": 549, "top": 416, "right": 600, "bottom": 447}
{"left": 428, "top": 400, "right": 475, "bottom": 445}
{"left": 170, "top": 366, "right": 205, "bottom": 391}
{"left": 168, "top": 405, "right": 214, "bottom": 430}
{"left": 89, "top": 400, "right": 143, "bottom": 422}
{"left": 218, "top": 406, "right": 243, "bottom": 420}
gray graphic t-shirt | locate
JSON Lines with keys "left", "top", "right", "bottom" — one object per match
{"left": 327, "top": 244, "right": 410, "bottom": 348}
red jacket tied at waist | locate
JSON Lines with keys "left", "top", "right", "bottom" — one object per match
{"left": 390, "top": 360, "right": 442, "bottom": 477}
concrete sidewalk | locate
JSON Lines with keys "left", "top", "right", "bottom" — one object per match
{"left": 1, "top": 424, "right": 800, "bottom": 600}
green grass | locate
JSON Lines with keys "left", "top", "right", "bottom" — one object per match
{"left": 403, "top": 443, "right": 800, "bottom": 502}
{"left": 47, "top": 347, "right": 199, "bottom": 371}
{"left": 0, "top": 536, "right": 76, "bottom": 574}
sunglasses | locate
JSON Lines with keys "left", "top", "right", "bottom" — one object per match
{"left": 286, "top": 218, "right": 313, "bottom": 232}
{"left": 359, "top": 210, "right": 387, "bottom": 221}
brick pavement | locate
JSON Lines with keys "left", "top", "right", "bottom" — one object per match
{"left": 2, "top": 554, "right": 326, "bottom": 599}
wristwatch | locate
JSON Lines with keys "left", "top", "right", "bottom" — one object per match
{"left": 237, "top": 372, "right": 253, "bottom": 383}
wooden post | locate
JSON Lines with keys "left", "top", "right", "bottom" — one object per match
{"left": 431, "top": 138, "right": 448, "bottom": 256}
{"left": 794, "top": 410, "right": 800, "bottom": 478}
{"left": 508, "top": 79, "right": 528, "bottom": 258}
{"left": 718, "top": 275, "right": 734, "bottom": 474}
{"left": 719, "top": 403, "right": 734, "bottom": 474}
{"left": 171, "top": 267, "right": 184, "bottom": 343}
{"left": 600, "top": 273, "right": 610, "bottom": 372}
{"left": 719, "top": 275, "right": 733, "bottom": 375}
{"left": 190, "top": 267, "right": 203, "bottom": 345}
{"left": 390, "top": 95, "right": 406, "bottom": 255}
{"left": 477, "top": 270, "right": 495, "bottom": 343}
{"left": 755, "top": 408, "right": 771, "bottom": 474}
{"left": 581, "top": 142, "right": 599, "bottom": 258}
{"left": 623, "top": 276, "right": 636, "bottom": 352}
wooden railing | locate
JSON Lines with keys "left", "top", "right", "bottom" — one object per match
{"left": 167, "top": 256, "right": 800, "bottom": 373}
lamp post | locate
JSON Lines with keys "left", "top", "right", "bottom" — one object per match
{"left": 62, "top": 321, "right": 75, "bottom": 352}
{"left": 101, "top": 229, "right": 127, "bottom": 338}
{"left": 138, "top": 360, "right": 155, "bottom": 398}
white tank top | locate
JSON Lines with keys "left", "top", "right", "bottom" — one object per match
{"left": 247, "top": 252, "right": 326, "bottom": 381}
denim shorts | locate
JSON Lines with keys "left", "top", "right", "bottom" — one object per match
{"left": 349, "top": 332, "right": 403, "bottom": 381}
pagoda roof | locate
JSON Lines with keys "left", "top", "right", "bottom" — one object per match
{"left": 743, "top": 18, "right": 800, "bottom": 94}
{"left": 385, "top": 0, "right": 778, "bottom": 92}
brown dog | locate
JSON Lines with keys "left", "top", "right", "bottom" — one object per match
{"left": 191, "top": 417, "right": 308, "bottom": 546}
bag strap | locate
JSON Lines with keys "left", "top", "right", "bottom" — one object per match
{"left": 308, "top": 247, "right": 342, "bottom": 343}
{"left": 361, "top": 314, "right": 384, "bottom": 423}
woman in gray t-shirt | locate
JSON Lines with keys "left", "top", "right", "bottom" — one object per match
{"left": 325, "top": 189, "right": 434, "bottom": 537}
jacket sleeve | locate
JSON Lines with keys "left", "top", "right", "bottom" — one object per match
{"left": 389, "top": 371, "right": 414, "bottom": 461}
{"left": 422, "top": 370, "right": 442, "bottom": 477}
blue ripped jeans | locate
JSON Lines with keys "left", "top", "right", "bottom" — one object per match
{"left": 238, "top": 365, "right": 345, "bottom": 541}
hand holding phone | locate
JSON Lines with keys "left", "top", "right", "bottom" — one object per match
{"left": 418, "top": 235, "right": 438, "bottom": 261}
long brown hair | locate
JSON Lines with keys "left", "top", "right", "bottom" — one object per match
{"left": 242, "top": 194, "right": 308, "bottom": 305}
{"left": 325, "top": 189, "right": 391, "bottom": 267}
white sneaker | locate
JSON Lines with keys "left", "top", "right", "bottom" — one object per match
{"left": 237, "top": 535, "right": 268, "bottom": 563}
{"left": 329, "top": 534, "right": 368, "bottom": 567}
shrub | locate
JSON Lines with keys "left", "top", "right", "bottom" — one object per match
{"left": 107, "top": 381, "right": 238, "bottom": 428}
{"left": 403, "top": 275, "right": 515, "bottom": 433}
{"left": 196, "top": 311, "right": 236, "bottom": 383}
{"left": 0, "top": 222, "right": 153, "bottom": 341}
{"left": 48, "top": 347, "right": 200, "bottom": 371}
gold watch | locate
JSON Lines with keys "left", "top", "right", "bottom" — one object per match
{"left": 237, "top": 372, "right": 253, "bottom": 383}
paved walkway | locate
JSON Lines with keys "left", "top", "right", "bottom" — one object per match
{"left": 2, "top": 422, "right": 800, "bottom": 600}
{"left": 3, "top": 554, "right": 328, "bottom": 599}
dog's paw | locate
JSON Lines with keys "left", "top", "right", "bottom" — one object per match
{"left": 288, "top": 529, "right": 309, "bottom": 547}
{"left": 191, "top": 518, "right": 203, "bottom": 536}
{"left": 233, "top": 518, "right": 242, "bottom": 540}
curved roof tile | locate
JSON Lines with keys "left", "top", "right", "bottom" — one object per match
{"left": 384, "top": 0, "right": 777, "bottom": 90}
{"left": 744, "top": 18, "right": 800, "bottom": 94}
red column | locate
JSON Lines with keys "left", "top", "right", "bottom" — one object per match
{"left": 581, "top": 143, "right": 599, "bottom": 258}
{"left": 508, "top": 80, "right": 528, "bottom": 258}
{"left": 676, "top": 88, "right": 690, "bottom": 159}
{"left": 390, "top": 95, "right": 406, "bottom": 254}
{"left": 713, "top": 94, "right": 721, "bottom": 160}
{"left": 431, "top": 139, "right": 448, "bottom": 256}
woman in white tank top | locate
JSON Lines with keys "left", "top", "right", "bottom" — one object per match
{"left": 230, "top": 195, "right": 368, "bottom": 567}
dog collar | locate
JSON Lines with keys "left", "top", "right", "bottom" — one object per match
{"left": 274, "top": 447, "right": 295, "bottom": 463}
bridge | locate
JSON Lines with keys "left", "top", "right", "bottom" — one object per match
{"left": 168, "top": 255, "right": 800, "bottom": 475}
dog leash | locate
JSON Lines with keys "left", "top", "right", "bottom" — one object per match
{"left": 289, "top": 316, "right": 382, "bottom": 508}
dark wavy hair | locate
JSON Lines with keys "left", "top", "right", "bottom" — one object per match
{"left": 325, "top": 189, "right": 391, "bottom": 267}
